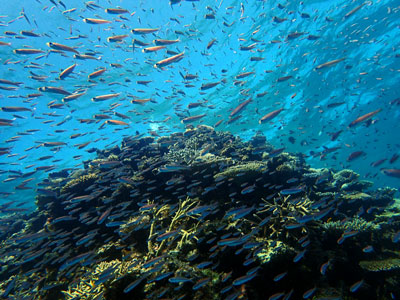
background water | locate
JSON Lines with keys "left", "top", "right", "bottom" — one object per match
{"left": 0, "top": 0, "right": 399, "bottom": 212}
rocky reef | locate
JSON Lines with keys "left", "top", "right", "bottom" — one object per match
{"left": 0, "top": 126, "right": 400, "bottom": 300}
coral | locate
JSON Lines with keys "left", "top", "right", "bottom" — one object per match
{"left": 61, "top": 173, "right": 98, "bottom": 194}
{"left": 322, "top": 217, "right": 380, "bottom": 232}
{"left": 332, "top": 169, "right": 359, "bottom": 188}
{"left": 359, "top": 258, "right": 400, "bottom": 272}
{"left": 256, "top": 240, "right": 292, "bottom": 264}
{"left": 214, "top": 162, "right": 268, "bottom": 180}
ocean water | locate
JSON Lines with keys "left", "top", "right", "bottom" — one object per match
{"left": 0, "top": 0, "right": 399, "bottom": 211}
{"left": 1, "top": 1, "right": 400, "bottom": 299}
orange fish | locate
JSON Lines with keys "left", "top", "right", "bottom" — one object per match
{"left": 107, "top": 35, "right": 129, "bottom": 42}
{"left": 348, "top": 109, "right": 382, "bottom": 127}
{"left": 181, "top": 114, "right": 206, "bottom": 123}
{"left": 154, "top": 52, "right": 184, "bottom": 68}
{"left": 131, "top": 28, "right": 159, "bottom": 34}
{"left": 59, "top": 63, "right": 76, "bottom": 80}
{"left": 88, "top": 68, "right": 106, "bottom": 79}
{"left": 315, "top": 58, "right": 345, "bottom": 70}
{"left": 62, "top": 92, "right": 86, "bottom": 102}
{"left": 105, "top": 8, "right": 129, "bottom": 14}
{"left": 13, "top": 48, "right": 44, "bottom": 54}
{"left": 83, "top": 18, "right": 112, "bottom": 24}
{"left": 47, "top": 42, "right": 79, "bottom": 54}
{"left": 92, "top": 93, "right": 120, "bottom": 102}
{"left": 105, "top": 120, "right": 129, "bottom": 126}
{"left": 153, "top": 39, "right": 180, "bottom": 45}
{"left": 259, "top": 108, "right": 284, "bottom": 124}
{"left": 142, "top": 46, "right": 166, "bottom": 53}
{"left": 131, "top": 98, "right": 151, "bottom": 104}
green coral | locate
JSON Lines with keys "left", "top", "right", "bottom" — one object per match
{"left": 61, "top": 173, "right": 98, "bottom": 193}
{"left": 322, "top": 217, "right": 380, "bottom": 232}
{"left": 359, "top": 258, "right": 400, "bottom": 272}
{"left": 256, "top": 240, "right": 292, "bottom": 264}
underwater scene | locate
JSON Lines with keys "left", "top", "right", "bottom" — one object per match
{"left": 0, "top": 0, "right": 400, "bottom": 299}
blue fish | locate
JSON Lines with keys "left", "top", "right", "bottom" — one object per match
{"left": 302, "top": 287, "right": 316, "bottom": 299}
{"left": 350, "top": 279, "right": 364, "bottom": 292}
{"left": 123, "top": 276, "right": 145, "bottom": 293}
{"left": 192, "top": 277, "right": 210, "bottom": 290}
{"left": 293, "top": 250, "right": 306, "bottom": 263}
{"left": 232, "top": 272, "right": 257, "bottom": 286}
{"left": 168, "top": 276, "right": 192, "bottom": 283}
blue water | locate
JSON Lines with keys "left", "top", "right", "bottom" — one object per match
{"left": 0, "top": 0, "right": 399, "bottom": 212}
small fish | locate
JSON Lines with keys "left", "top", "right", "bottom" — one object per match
{"left": 315, "top": 58, "right": 346, "bottom": 70}
{"left": 38, "top": 86, "right": 71, "bottom": 95}
{"left": 348, "top": 109, "right": 382, "bottom": 127}
{"left": 47, "top": 42, "right": 79, "bottom": 54}
{"left": 349, "top": 279, "right": 364, "bottom": 292}
{"left": 59, "top": 63, "right": 76, "bottom": 80}
{"left": 293, "top": 250, "right": 306, "bottom": 263}
{"left": 1, "top": 106, "right": 32, "bottom": 112}
{"left": 131, "top": 28, "right": 159, "bottom": 34}
{"left": 107, "top": 35, "right": 129, "bottom": 42}
{"left": 83, "top": 18, "right": 112, "bottom": 24}
{"left": 230, "top": 98, "right": 252, "bottom": 117}
{"left": 259, "top": 108, "right": 284, "bottom": 124}
{"left": 232, "top": 272, "right": 257, "bottom": 286}
{"left": 154, "top": 52, "right": 184, "bottom": 68}
{"left": 105, "top": 8, "right": 129, "bottom": 14}
{"left": 13, "top": 48, "right": 44, "bottom": 54}
{"left": 303, "top": 287, "right": 316, "bottom": 299}
{"left": 124, "top": 276, "right": 145, "bottom": 293}
{"left": 92, "top": 93, "right": 120, "bottom": 102}
{"left": 273, "top": 272, "right": 287, "bottom": 282}
{"left": 320, "top": 260, "right": 330, "bottom": 275}
{"left": 168, "top": 276, "right": 192, "bottom": 283}
{"left": 142, "top": 45, "right": 166, "bottom": 53}
{"left": 346, "top": 151, "right": 365, "bottom": 162}
{"left": 362, "top": 245, "right": 374, "bottom": 253}
{"left": 88, "top": 68, "right": 106, "bottom": 79}
{"left": 181, "top": 114, "right": 206, "bottom": 123}
{"left": 153, "top": 39, "right": 180, "bottom": 45}
{"left": 192, "top": 277, "right": 210, "bottom": 290}
{"left": 105, "top": 120, "right": 129, "bottom": 126}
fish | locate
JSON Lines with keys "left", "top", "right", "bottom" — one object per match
{"left": 154, "top": 39, "right": 180, "bottom": 45}
{"left": 38, "top": 86, "right": 71, "bottom": 95}
{"left": 206, "top": 38, "right": 217, "bottom": 50}
{"left": 83, "top": 18, "right": 112, "bottom": 24}
{"left": 124, "top": 276, "right": 145, "bottom": 293}
{"left": 381, "top": 169, "right": 400, "bottom": 178}
{"left": 315, "top": 58, "right": 346, "bottom": 70}
{"left": 230, "top": 98, "right": 252, "bottom": 117}
{"left": 107, "top": 35, "right": 129, "bottom": 42}
{"left": 20, "top": 30, "right": 40, "bottom": 37}
{"left": 259, "top": 108, "right": 284, "bottom": 124}
{"left": 346, "top": 151, "right": 365, "bottom": 162}
{"left": 13, "top": 48, "right": 44, "bottom": 54}
{"left": 181, "top": 114, "right": 206, "bottom": 123}
{"left": 348, "top": 109, "right": 382, "bottom": 127}
{"left": 235, "top": 71, "right": 254, "bottom": 79}
{"left": 88, "top": 68, "right": 106, "bottom": 79}
{"left": 142, "top": 46, "right": 166, "bottom": 53}
{"left": 232, "top": 272, "right": 257, "bottom": 286}
{"left": 277, "top": 75, "right": 292, "bottom": 82}
{"left": 154, "top": 52, "right": 184, "bottom": 68}
{"left": 59, "top": 63, "right": 76, "bottom": 80}
{"left": 131, "top": 28, "right": 159, "bottom": 34}
{"left": 349, "top": 279, "right": 364, "bottom": 292}
{"left": 92, "top": 93, "right": 120, "bottom": 102}
{"left": 344, "top": 3, "right": 366, "bottom": 18}
{"left": 105, "top": 120, "right": 129, "bottom": 126}
{"left": 1, "top": 106, "right": 32, "bottom": 112}
{"left": 105, "top": 8, "right": 129, "bottom": 14}
{"left": 47, "top": 42, "right": 79, "bottom": 54}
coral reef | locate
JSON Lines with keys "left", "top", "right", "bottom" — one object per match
{"left": 0, "top": 126, "right": 399, "bottom": 300}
